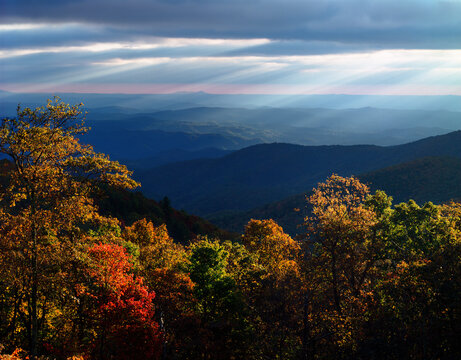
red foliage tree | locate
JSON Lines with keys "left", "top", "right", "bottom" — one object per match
{"left": 84, "top": 243, "right": 162, "bottom": 360}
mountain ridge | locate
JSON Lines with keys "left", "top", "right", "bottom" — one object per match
{"left": 137, "top": 130, "right": 461, "bottom": 216}
{"left": 211, "top": 155, "right": 461, "bottom": 235}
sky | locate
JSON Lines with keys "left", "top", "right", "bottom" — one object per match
{"left": 1, "top": 0, "right": 461, "bottom": 96}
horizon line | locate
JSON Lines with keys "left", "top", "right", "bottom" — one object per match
{"left": 1, "top": 86, "right": 461, "bottom": 97}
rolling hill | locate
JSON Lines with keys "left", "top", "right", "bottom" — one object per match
{"left": 2, "top": 91, "right": 461, "bottom": 113}
{"left": 137, "top": 131, "right": 461, "bottom": 217}
{"left": 211, "top": 156, "right": 461, "bottom": 235}
{"left": 360, "top": 156, "right": 461, "bottom": 205}
{"left": 5, "top": 100, "right": 459, "bottom": 166}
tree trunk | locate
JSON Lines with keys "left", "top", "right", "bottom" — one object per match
{"left": 30, "top": 217, "right": 38, "bottom": 359}
{"left": 331, "top": 249, "right": 342, "bottom": 315}
{"left": 301, "top": 291, "right": 312, "bottom": 360}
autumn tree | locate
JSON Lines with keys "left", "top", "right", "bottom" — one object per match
{"left": 242, "top": 219, "right": 304, "bottom": 359}
{"left": 243, "top": 219, "right": 300, "bottom": 273}
{"left": 82, "top": 243, "right": 162, "bottom": 360}
{"left": 301, "top": 175, "right": 461, "bottom": 358}
{"left": 122, "top": 219, "right": 195, "bottom": 359}
{"left": 0, "top": 98, "right": 138, "bottom": 358}
{"left": 123, "top": 219, "right": 184, "bottom": 270}
{"left": 302, "top": 175, "right": 387, "bottom": 356}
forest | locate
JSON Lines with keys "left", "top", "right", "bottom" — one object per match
{"left": 0, "top": 99, "right": 460, "bottom": 359}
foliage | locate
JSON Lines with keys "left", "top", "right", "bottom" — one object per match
{"left": 243, "top": 219, "right": 300, "bottom": 273}
{"left": 301, "top": 175, "right": 461, "bottom": 359}
{"left": 122, "top": 219, "right": 196, "bottom": 359}
{"left": 0, "top": 98, "right": 137, "bottom": 358}
{"left": 241, "top": 219, "right": 304, "bottom": 359}
{"left": 186, "top": 238, "right": 250, "bottom": 359}
{"left": 82, "top": 243, "right": 162, "bottom": 360}
{"left": 96, "top": 186, "right": 234, "bottom": 244}
{"left": 303, "top": 175, "right": 381, "bottom": 321}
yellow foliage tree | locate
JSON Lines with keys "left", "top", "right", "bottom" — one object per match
{"left": 303, "top": 175, "right": 384, "bottom": 355}
{"left": 242, "top": 219, "right": 304, "bottom": 358}
{"left": 242, "top": 219, "right": 300, "bottom": 275}
{"left": 0, "top": 98, "right": 138, "bottom": 358}
{"left": 123, "top": 219, "right": 184, "bottom": 270}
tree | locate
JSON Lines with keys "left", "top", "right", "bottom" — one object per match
{"left": 0, "top": 98, "right": 138, "bottom": 357}
{"left": 123, "top": 219, "right": 195, "bottom": 359}
{"left": 242, "top": 219, "right": 300, "bottom": 273}
{"left": 186, "top": 238, "right": 248, "bottom": 360}
{"left": 302, "top": 175, "right": 386, "bottom": 356}
{"left": 242, "top": 219, "right": 304, "bottom": 359}
{"left": 82, "top": 243, "right": 162, "bottom": 360}
{"left": 123, "top": 219, "right": 184, "bottom": 270}
{"left": 366, "top": 200, "right": 461, "bottom": 358}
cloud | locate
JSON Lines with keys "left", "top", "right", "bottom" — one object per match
{"left": 1, "top": 46, "right": 460, "bottom": 93}
{"left": 1, "top": 1, "right": 460, "bottom": 96}
{"left": 1, "top": 0, "right": 461, "bottom": 49}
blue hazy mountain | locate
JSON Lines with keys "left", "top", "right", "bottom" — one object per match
{"left": 78, "top": 106, "right": 460, "bottom": 163}
{"left": 1, "top": 90, "right": 461, "bottom": 112}
{"left": 2, "top": 92, "right": 460, "bottom": 165}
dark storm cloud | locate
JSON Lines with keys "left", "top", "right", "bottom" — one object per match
{"left": 1, "top": 0, "right": 461, "bottom": 50}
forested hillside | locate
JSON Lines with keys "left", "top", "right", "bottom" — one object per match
{"left": 95, "top": 186, "right": 233, "bottom": 243}
{"left": 360, "top": 156, "right": 461, "bottom": 204}
{"left": 0, "top": 100, "right": 460, "bottom": 360}
{"left": 0, "top": 162, "right": 230, "bottom": 245}
{"left": 212, "top": 156, "right": 461, "bottom": 235}
{"left": 137, "top": 131, "right": 461, "bottom": 216}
